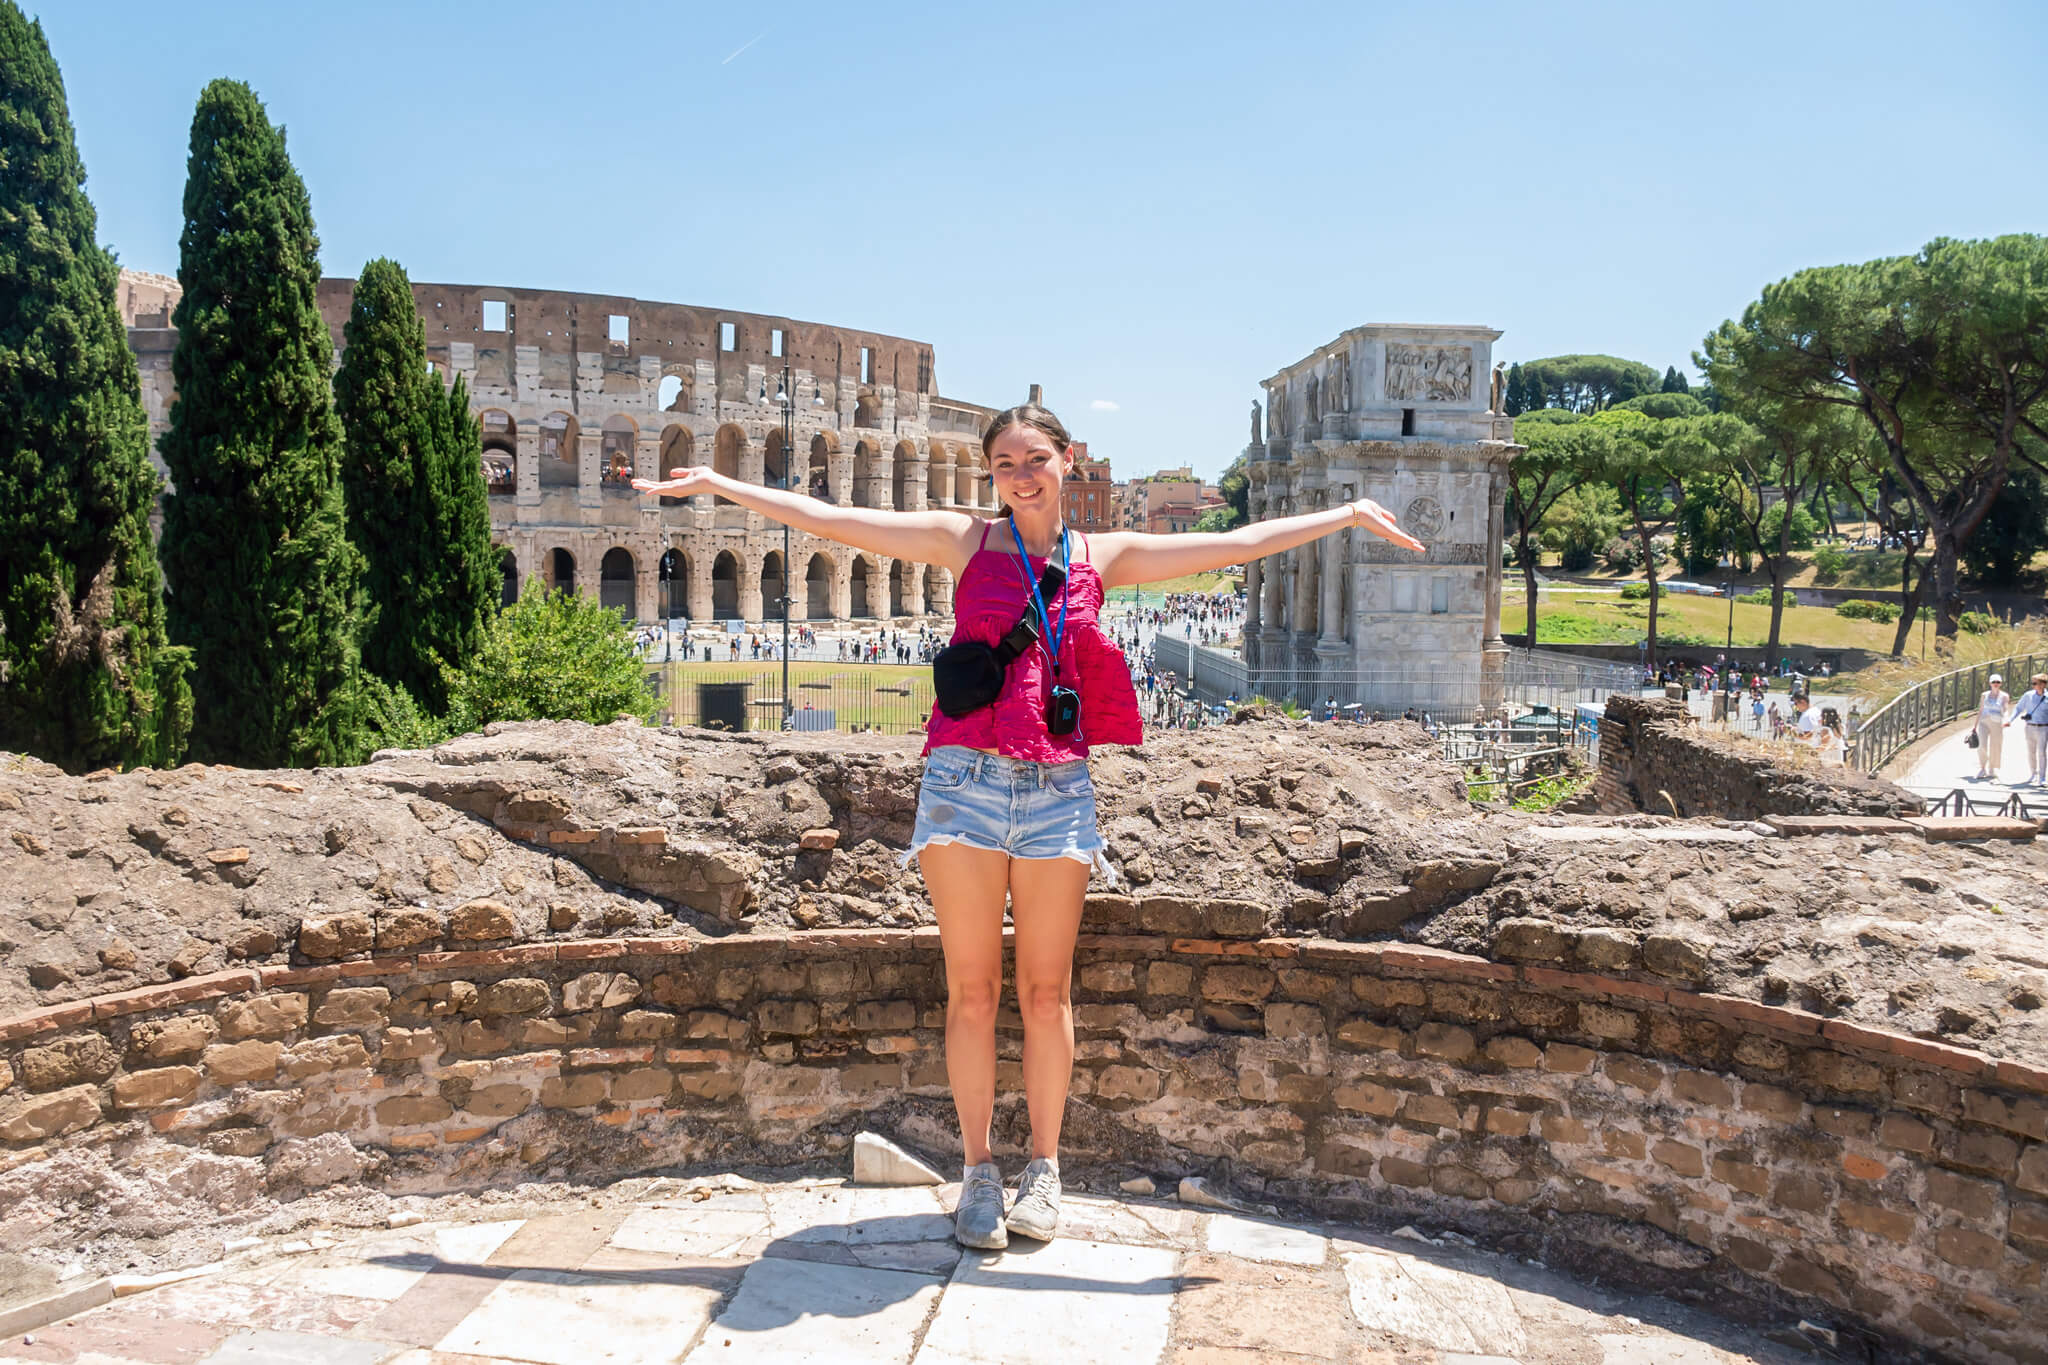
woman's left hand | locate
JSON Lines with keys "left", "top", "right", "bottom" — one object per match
{"left": 1351, "top": 497, "right": 1426, "bottom": 553}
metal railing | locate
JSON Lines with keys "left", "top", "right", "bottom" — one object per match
{"left": 655, "top": 663, "right": 934, "bottom": 734}
{"left": 1150, "top": 635, "right": 1638, "bottom": 721}
{"left": 1922, "top": 787, "right": 2048, "bottom": 820}
{"left": 1851, "top": 652, "right": 2048, "bottom": 774}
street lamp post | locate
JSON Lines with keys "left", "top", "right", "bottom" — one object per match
{"left": 1722, "top": 580, "right": 1734, "bottom": 650}
{"left": 762, "top": 366, "right": 829, "bottom": 730}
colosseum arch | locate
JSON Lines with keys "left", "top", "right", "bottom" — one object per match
{"left": 712, "top": 424, "right": 746, "bottom": 489}
{"left": 854, "top": 393, "right": 882, "bottom": 428}
{"left": 889, "top": 560, "right": 911, "bottom": 616}
{"left": 925, "top": 442, "right": 950, "bottom": 508}
{"left": 655, "top": 369, "right": 694, "bottom": 413}
{"left": 923, "top": 564, "right": 952, "bottom": 617}
{"left": 891, "top": 439, "right": 917, "bottom": 510}
{"left": 657, "top": 425, "right": 694, "bottom": 507}
{"left": 761, "top": 550, "right": 787, "bottom": 621}
{"left": 711, "top": 550, "right": 740, "bottom": 619}
{"left": 807, "top": 432, "right": 836, "bottom": 501}
{"left": 849, "top": 556, "right": 878, "bottom": 618}
{"left": 763, "top": 429, "right": 791, "bottom": 491}
{"left": 852, "top": 441, "right": 876, "bottom": 510}
{"left": 599, "top": 547, "right": 636, "bottom": 616}
{"left": 496, "top": 546, "right": 519, "bottom": 608}
{"left": 539, "top": 412, "right": 579, "bottom": 487}
{"left": 601, "top": 415, "right": 638, "bottom": 489}
{"left": 804, "top": 551, "right": 834, "bottom": 618}
{"left": 658, "top": 548, "right": 688, "bottom": 619}
{"left": 549, "top": 547, "right": 576, "bottom": 594}
{"left": 480, "top": 411, "right": 517, "bottom": 495}
{"left": 954, "top": 452, "right": 978, "bottom": 509}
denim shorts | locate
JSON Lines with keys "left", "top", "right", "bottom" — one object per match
{"left": 904, "top": 746, "right": 1112, "bottom": 877}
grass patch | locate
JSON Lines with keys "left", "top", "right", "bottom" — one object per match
{"left": 1504, "top": 590, "right": 1911, "bottom": 652}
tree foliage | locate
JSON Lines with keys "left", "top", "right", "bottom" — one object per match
{"left": 334, "top": 258, "right": 497, "bottom": 713}
{"left": 1698, "top": 235, "right": 2048, "bottom": 648}
{"left": 1661, "top": 366, "right": 1690, "bottom": 394}
{"left": 444, "top": 581, "right": 655, "bottom": 730}
{"left": 156, "top": 79, "right": 366, "bottom": 767}
{"left": 1960, "top": 468, "right": 2048, "bottom": 586}
{"left": 1516, "top": 355, "right": 1662, "bottom": 413}
{"left": 0, "top": 3, "right": 189, "bottom": 770}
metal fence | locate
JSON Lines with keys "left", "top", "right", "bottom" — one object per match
{"left": 654, "top": 664, "right": 935, "bottom": 735}
{"left": 1851, "top": 652, "right": 2048, "bottom": 774}
{"left": 1150, "top": 636, "right": 1638, "bottom": 721}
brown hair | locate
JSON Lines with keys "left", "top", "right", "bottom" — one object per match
{"left": 981, "top": 404, "right": 1072, "bottom": 463}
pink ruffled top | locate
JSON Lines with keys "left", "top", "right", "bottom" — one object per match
{"left": 922, "top": 523, "right": 1143, "bottom": 762}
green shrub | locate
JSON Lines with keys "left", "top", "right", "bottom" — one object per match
{"left": 1737, "top": 589, "right": 1774, "bottom": 606}
{"left": 1811, "top": 545, "right": 1849, "bottom": 582}
{"left": 1958, "top": 610, "right": 1994, "bottom": 635}
{"left": 1619, "top": 582, "right": 1653, "bottom": 601}
{"left": 443, "top": 581, "right": 657, "bottom": 730}
{"left": 1604, "top": 538, "right": 1641, "bottom": 572}
{"left": 1835, "top": 599, "right": 1900, "bottom": 623}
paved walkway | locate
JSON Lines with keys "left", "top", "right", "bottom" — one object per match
{"left": 4, "top": 1173, "right": 1814, "bottom": 1365}
{"left": 1899, "top": 716, "right": 2048, "bottom": 817}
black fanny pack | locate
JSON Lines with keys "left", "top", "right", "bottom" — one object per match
{"left": 932, "top": 564, "right": 1065, "bottom": 719}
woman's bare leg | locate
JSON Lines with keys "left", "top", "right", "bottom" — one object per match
{"left": 1009, "top": 855, "right": 1091, "bottom": 1160}
{"left": 920, "top": 841, "right": 1012, "bottom": 1165}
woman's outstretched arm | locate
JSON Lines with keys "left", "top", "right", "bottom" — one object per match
{"left": 1092, "top": 496, "right": 1423, "bottom": 590}
{"left": 633, "top": 466, "right": 980, "bottom": 571}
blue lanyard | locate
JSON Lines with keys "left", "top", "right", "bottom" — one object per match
{"left": 1007, "top": 517, "right": 1070, "bottom": 677}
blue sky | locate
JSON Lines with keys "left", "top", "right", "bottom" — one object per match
{"left": 41, "top": 0, "right": 2048, "bottom": 481}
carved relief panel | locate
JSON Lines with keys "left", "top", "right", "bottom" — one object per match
{"left": 1384, "top": 344, "right": 1473, "bottom": 403}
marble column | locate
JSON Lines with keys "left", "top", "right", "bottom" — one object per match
{"left": 685, "top": 552, "right": 713, "bottom": 625}
{"left": 634, "top": 566, "right": 658, "bottom": 625}
{"left": 1317, "top": 485, "right": 1351, "bottom": 690}
{"left": 738, "top": 555, "right": 762, "bottom": 623}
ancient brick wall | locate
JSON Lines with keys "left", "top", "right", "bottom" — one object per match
{"left": 1594, "top": 695, "right": 1923, "bottom": 819}
{"left": 3, "top": 901, "right": 2044, "bottom": 1362}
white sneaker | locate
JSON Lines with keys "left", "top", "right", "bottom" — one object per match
{"left": 955, "top": 1163, "right": 1007, "bottom": 1250}
{"left": 1006, "top": 1157, "right": 1062, "bottom": 1241}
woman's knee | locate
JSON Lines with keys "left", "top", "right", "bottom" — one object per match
{"left": 946, "top": 976, "right": 1002, "bottom": 1027}
{"left": 1016, "top": 976, "right": 1072, "bottom": 1027}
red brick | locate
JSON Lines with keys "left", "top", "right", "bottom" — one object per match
{"left": 1692, "top": 993, "right": 1824, "bottom": 1036}
{"left": 1820, "top": 1019, "right": 1988, "bottom": 1077}
{"left": 1295, "top": 941, "right": 1388, "bottom": 968}
{"left": 557, "top": 941, "right": 630, "bottom": 962}
{"left": 92, "top": 970, "right": 260, "bottom": 1019}
{"left": 622, "top": 937, "right": 700, "bottom": 958}
{"left": 415, "top": 944, "right": 558, "bottom": 969}
{"left": 1381, "top": 945, "right": 1512, "bottom": 981}
{"left": 568, "top": 1046, "right": 656, "bottom": 1067}
{"left": 1995, "top": 1059, "right": 2048, "bottom": 1095}
{"left": 0, "top": 1000, "right": 96, "bottom": 1042}
{"left": 258, "top": 957, "right": 412, "bottom": 988}
{"left": 1074, "top": 934, "right": 1159, "bottom": 953}
{"left": 1523, "top": 966, "right": 1667, "bottom": 1004}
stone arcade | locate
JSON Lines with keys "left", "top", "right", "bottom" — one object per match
{"left": 120, "top": 271, "right": 1005, "bottom": 626}
{"left": 1245, "top": 324, "right": 1517, "bottom": 713}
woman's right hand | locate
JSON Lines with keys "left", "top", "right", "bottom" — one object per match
{"left": 632, "top": 465, "right": 718, "bottom": 498}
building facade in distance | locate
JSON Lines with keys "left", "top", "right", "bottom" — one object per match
{"left": 1061, "top": 442, "right": 1116, "bottom": 533}
{"left": 120, "top": 272, "right": 1001, "bottom": 625}
{"left": 1245, "top": 324, "right": 1516, "bottom": 711}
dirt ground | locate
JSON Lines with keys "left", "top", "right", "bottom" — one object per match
{"left": 3, "top": 715, "right": 2044, "bottom": 1064}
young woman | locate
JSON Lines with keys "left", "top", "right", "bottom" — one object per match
{"left": 634, "top": 403, "right": 1422, "bottom": 1249}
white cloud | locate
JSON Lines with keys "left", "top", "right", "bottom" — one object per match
{"left": 1089, "top": 399, "right": 1120, "bottom": 412}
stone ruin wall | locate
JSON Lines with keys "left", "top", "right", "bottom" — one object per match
{"left": 120, "top": 270, "right": 1005, "bottom": 626}
{"left": 3, "top": 905, "right": 2046, "bottom": 1364}
{"left": 1592, "top": 694, "right": 1926, "bottom": 821}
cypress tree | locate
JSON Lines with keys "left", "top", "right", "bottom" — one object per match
{"left": 1661, "top": 365, "right": 1690, "bottom": 394}
{"left": 333, "top": 258, "right": 498, "bottom": 714}
{"left": 334, "top": 258, "right": 430, "bottom": 701}
{"left": 1503, "top": 362, "right": 1526, "bottom": 417}
{"left": 0, "top": 3, "right": 190, "bottom": 770}
{"left": 424, "top": 369, "right": 501, "bottom": 704}
{"left": 157, "top": 79, "right": 364, "bottom": 767}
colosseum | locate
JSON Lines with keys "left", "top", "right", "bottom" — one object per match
{"left": 118, "top": 269, "right": 1004, "bottom": 625}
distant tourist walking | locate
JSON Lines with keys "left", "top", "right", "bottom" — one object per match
{"left": 1974, "top": 674, "right": 2013, "bottom": 780}
{"left": 636, "top": 403, "right": 1424, "bottom": 1250}
{"left": 2008, "top": 673, "right": 2048, "bottom": 786}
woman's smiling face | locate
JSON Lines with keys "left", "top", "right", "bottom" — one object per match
{"left": 986, "top": 423, "right": 1071, "bottom": 515}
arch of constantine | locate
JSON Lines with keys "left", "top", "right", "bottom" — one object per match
{"left": 1243, "top": 324, "right": 1518, "bottom": 714}
{"left": 120, "top": 272, "right": 1005, "bottom": 626}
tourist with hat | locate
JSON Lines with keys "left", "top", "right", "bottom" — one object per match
{"left": 2008, "top": 672, "right": 2048, "bottom": 786}
{"left": 1974, "top": 673, "right": 2014, "bottom": 781}
{"left": 635, "top": 401, "right": 1423, "bottom": 1249}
